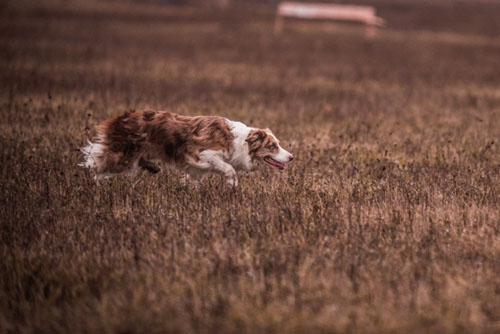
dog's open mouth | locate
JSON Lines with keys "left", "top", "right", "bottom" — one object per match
{"left": 264, "top": 156, "right": 286, "bottom": 170}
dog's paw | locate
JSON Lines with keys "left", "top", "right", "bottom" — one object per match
{"left": 226, "top": 176, "right": 238, "bottom": 187}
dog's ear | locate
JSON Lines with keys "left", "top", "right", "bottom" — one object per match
{"left": 246, "top": 129, "right": 267, "bottom": 154}
{"left": 245, "top": 129, "right": 266, "bottom": 144}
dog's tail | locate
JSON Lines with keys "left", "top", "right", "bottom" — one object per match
{"left": 78, "top": 139, "right": 107, "bottom": 171}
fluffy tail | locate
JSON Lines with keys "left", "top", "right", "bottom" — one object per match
{"left": 79, "top": 139, "right": 106, "bottom": 171}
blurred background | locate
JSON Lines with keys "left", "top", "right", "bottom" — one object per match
{"left": 1, "top": 0, "right": 500, "bottom": 333}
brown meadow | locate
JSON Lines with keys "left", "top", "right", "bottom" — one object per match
{"left": 1, "top": 1, "right": 500, "bottom": 333}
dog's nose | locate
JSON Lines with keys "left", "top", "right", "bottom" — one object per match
{"left": 288, "top": 155, "right": 294, "bottom": 162}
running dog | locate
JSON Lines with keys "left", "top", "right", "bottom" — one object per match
{"left": 80, "top": 110, "right": 294, "bottom": 186}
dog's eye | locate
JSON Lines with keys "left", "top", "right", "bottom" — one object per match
{"left": 270, "top": 144, "right": 277, "bottom": 150}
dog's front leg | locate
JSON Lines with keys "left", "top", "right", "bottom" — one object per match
{"left": 191, "top": 150, "right": 238, "bottom": 187}
{"left": 221, "top": 165, "right": 238, "bottom": 187}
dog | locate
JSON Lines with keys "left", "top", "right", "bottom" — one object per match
{"left": 80, "top": 110, "right": 294, "bottom": 186}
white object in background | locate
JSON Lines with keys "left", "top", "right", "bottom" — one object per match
{"left": 274, "top": 2, "right": 386, "bottom": 36}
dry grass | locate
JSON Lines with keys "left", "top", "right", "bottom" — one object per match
{"left": 1, "top": 1, "right": 500, "bottom": 333}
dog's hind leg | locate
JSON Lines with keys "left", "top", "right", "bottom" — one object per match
{"left": 93, "top": 148, "right": 143, "bottom": 177}
{"left": 138, "top": 158, "right": 161, "bottom": 174}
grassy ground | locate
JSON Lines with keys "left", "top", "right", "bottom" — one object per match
{"left": 1, "top": 1, "right": 500, "bottom": 333}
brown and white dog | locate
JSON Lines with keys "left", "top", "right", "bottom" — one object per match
{"left": 80, "top": 110, "right": 293, "bottom": 186}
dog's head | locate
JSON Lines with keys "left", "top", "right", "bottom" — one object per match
{"left": 245, "top": 128, "right": 294, "bottom": 170}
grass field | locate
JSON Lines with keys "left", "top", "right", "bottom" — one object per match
{"left": 1, "top": 1, "right": 500, "bottom": 333}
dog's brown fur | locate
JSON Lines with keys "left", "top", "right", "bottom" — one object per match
{"left": 246, "top": 129, "right": 280, "bottom": 159}
{"left": 94, "top": 110, "right": 234, "bottom": 174}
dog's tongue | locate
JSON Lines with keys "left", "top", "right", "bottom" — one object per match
{"left": 264, "top": 157, "right": 286, "bottom": 170}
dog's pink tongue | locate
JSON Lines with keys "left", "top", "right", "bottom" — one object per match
{"left": 265, "top": 157, "right": 286, "bottom": 170}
